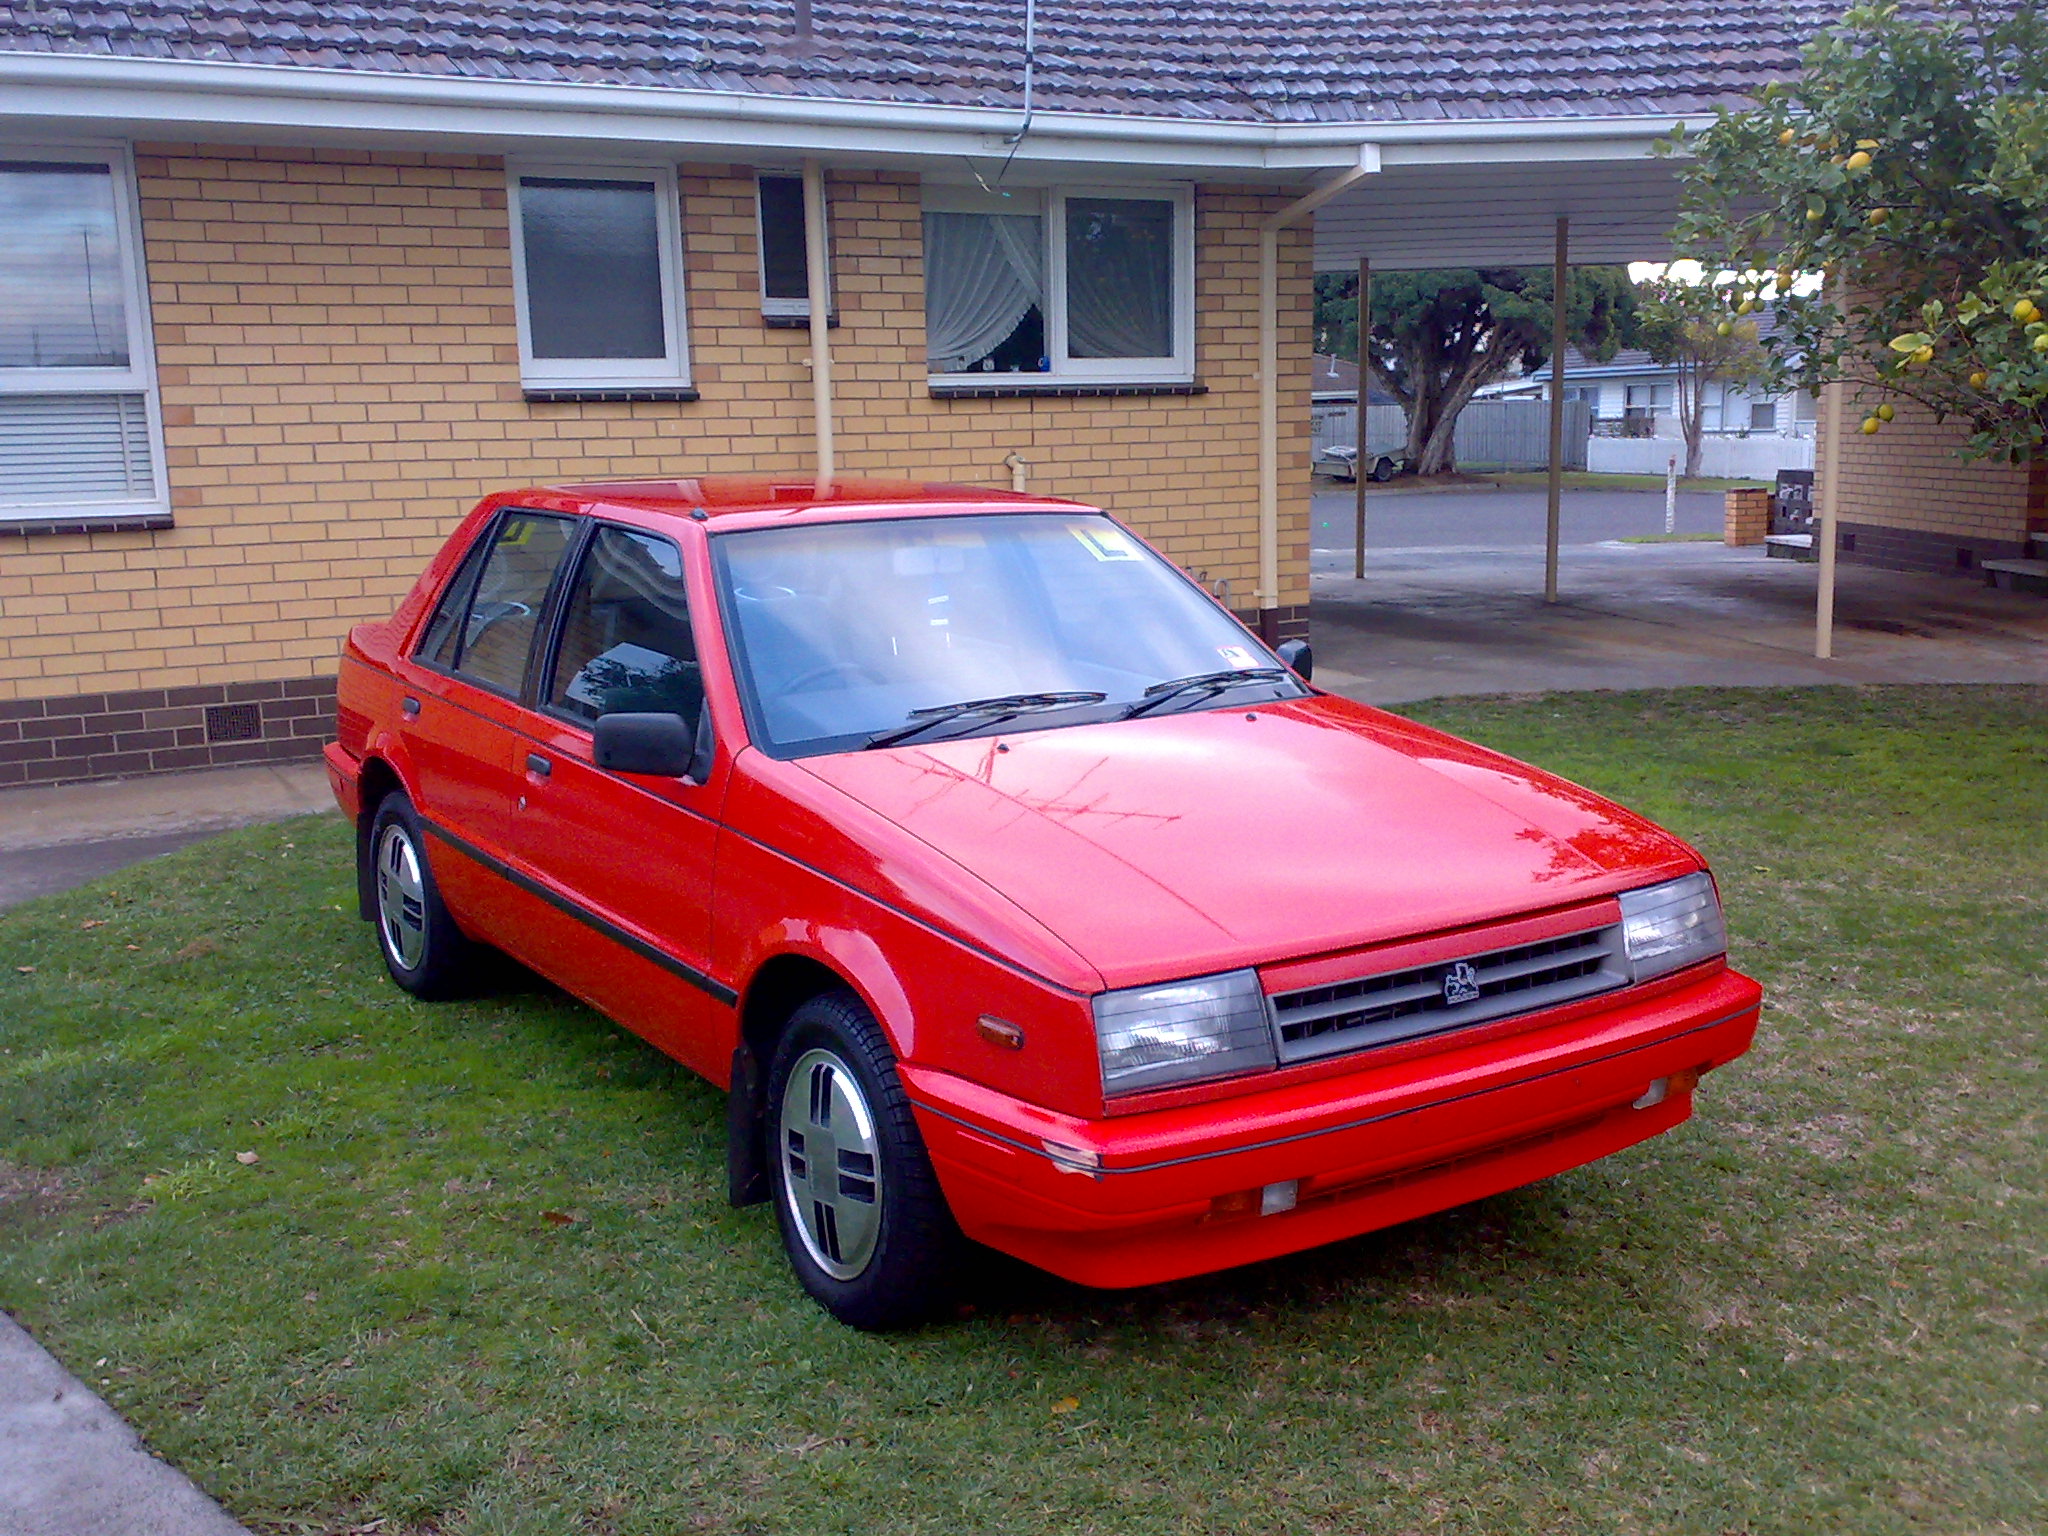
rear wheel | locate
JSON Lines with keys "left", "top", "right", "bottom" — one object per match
{"left": 365, "top": 792, "right": 476, "bottom": 999}
{"left": 767, "top": 990, "right": 960, "bottom": 1329}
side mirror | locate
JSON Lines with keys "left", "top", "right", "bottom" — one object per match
{"left": 594, "top": 711, "right": 707, "bottom": 780}
{"left": 1276, "top": 639, "right": 1314, "bottom": 682}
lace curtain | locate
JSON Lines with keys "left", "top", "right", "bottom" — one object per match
{"left": 1065, "top": 197, "right": 1173, "bottom": 360}
{"left": 924, "top": 211, "right": 1044, "bottom": 372}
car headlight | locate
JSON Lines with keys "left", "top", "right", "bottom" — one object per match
{"left": 1093, "top": 969, "right": 1277, "bottom": 1097}
{"left": 1617, "top": 872, "right": 1727, "bottom": 981}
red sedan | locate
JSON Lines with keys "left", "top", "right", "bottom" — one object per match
{"left": 326, "top": 477, "right": 1759, "bottom": 1328}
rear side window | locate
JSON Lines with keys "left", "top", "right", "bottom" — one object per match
{"left": 417, "top": 511, "right": 578, "bottom": 695}
{"left": 547, "top": 525, "right": 702, "bottom": 732}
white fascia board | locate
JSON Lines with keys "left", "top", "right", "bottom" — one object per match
{"left": 0, "top": 51, "right": 1712, "bottom": 175}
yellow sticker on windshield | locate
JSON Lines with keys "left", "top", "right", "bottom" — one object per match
{"left": 1070, "top": 524, "right": 1140, "bottom": 561}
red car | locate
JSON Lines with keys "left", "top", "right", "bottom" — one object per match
{"left": 326, "top": 478, "right": 1760, "bottom": 1328}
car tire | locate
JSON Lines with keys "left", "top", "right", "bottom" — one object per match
{"left": 1370, "top": 455, "right": 1397, "bottom": 482}
{"left": 365, "top": 792, "right": 476, "bottom": 1000}
{"left": 766, "top": 990, "right": 961, "bottom": 1330}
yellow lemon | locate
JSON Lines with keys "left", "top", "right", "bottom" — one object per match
{"left": 1717, "top": 320, "right": 1735, "bottom": 337}
{"left": 2014, "top": 298, "right": 2041, "bottom": 324}
{"left": 1877, "top": 403, "right": 1894, "bottom": 421}
{"left": 1867, "top": 207, "right": 1890, "bottom": 225}
{"left": 1845, "top": 151, "right": 1872, "bottom": 171}
{"left": 1969, "top": 370, "right": 1989, "bottom": 389}
{"left": 1911, "top": 345, "right": 1934, "bottom": 365}
{"left": 1779, "top": 128, "right": 1797, "bottom": 146}
{"left": 2033, "top": 332, "right": 2048, "bottom": 354}
{"left": 1860, "top": 417, "right": 1881, "bottom": 434}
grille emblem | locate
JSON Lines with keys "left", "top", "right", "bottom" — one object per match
{"left": 1441, "top": 960, "right": 1482, "bottom": 1007}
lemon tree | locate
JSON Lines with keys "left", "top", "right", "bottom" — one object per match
{"left": 1665, "top": 1, "right": 2048, "bottom": 462}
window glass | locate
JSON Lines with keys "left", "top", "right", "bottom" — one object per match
{"left": 924, "top": 211, "right": 1047, "bottom": 374}
{"left": 442, "top": 512, "right": 577, "bottom": 695}
{"left": 1749, "top": 399, "right": 1778, "bottom": 430}
{"left": 548, "top": 526, "right": 702, "bottom": 729}
{"left": 1065, "top": 197, "right": 1173, "bottom": 360}
{"left": 518, "top": 176, "right": 666, "bottom": 361}
{"left": 416, "top": 537, "right": 491, "bottom": 669}
{"left": 715, "top": 513, "right": 1301, "bottom": 758}
{"left": 0, "top": 162, "right": 130, "bottom": 370}
{"left": 758, "top": 174, "right": 810, "bottom": 305}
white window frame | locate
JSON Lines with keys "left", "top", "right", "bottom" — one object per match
{"left": 923, "top": 180, "right": 1195, "bottom": 388}
{"left": 756, "top": 170, "right": 830, "bottom": 320}
{"left": 0, "top": 142, "right": 168, "bottom": 525}
{"left": 506, "top": 161, "right": 691, "bottom": 391}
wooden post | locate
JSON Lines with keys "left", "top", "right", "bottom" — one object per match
{"left": 1544, "top": 216, "right": 1569, "bottom": 604}
{"left": 1354, "top": 255, "right": 1370, "bottom": 581}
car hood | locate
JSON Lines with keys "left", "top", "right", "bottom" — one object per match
{"left": 794, "top": 695, "right": 1699, "bottom": 989}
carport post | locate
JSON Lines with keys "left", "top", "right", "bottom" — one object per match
{"left": 1815, "top": 375, "right": 1845, "bottom": 660}
{"left": 1544, "top": 216, "right": 1569, "bottom": 604}
{"left": 1354, "top": 255, "right": 1370, "bottom": 580}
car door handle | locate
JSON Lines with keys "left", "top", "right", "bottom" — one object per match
{"left": 400, "top": 696, "right": 421, "bottom": 718}
{"left": 525, "top": 753, "right": 552, "bottom": 778}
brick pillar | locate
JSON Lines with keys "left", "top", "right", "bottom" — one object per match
{"left": 1724, "top": 488, "right": 1770, "bottom": 546}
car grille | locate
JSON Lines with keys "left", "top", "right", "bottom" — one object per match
{"left": 1267, "top": 923, "right": 1630, "bottom": 1064}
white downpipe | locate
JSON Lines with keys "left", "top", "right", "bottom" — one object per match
{"left": 803, "top": 158, "right": 833, "bottom": 490}
{"left": 1258, "top": 148, "right": 1380, "bottom": 635}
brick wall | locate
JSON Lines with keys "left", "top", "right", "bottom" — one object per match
{"left": 1828, "top": 384, "right": 2042, "bottom": 573}
{"left": 0, "top": 147, "right": 1313, "bottom": 782}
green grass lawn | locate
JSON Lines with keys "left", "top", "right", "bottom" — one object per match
{"left": 1482, "top": 470, "right": 1773, "bottom": 494}
{"left": 2, "top": 686, "right": 2043, "bottom": 1536}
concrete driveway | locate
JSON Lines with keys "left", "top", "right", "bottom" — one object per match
{"left": 1307, "top": 487, "right": 2048, "bottom": 703}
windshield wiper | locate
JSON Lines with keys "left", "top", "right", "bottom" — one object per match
{"left": 1118, "top": 667, "right": 1291, "bottom": 721}
{"left": 863, "top": 691, "right": 1107, "bottom": 750}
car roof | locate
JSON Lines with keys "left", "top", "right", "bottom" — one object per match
{"left": 526, "top": 475, "right": 1099, "bottom": 532}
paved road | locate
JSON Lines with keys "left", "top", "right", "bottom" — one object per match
{"left": 1312, "top": 485, "right": 1728, "bottom": 555}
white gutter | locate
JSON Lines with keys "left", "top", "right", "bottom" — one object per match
{"left": 1256, "top": 144, "right": 1382, "bottom": 637}
{"left": 0, "top": 51, "right": 1710, "bottom": 170}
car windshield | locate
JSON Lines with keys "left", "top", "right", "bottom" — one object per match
{"left": 713, "top": 512, "right": 1305, "bottom": 757}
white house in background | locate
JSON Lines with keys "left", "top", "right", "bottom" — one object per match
{"left": 1476, "top": 310, "right": 1818, "bottom": 476}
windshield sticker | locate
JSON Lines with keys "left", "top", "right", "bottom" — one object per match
{"left": 1070, "top": 525, "right": 1140, "bottom": 561}
{"left": 1216, "top": 645, "right": 1261, "bottom": 670}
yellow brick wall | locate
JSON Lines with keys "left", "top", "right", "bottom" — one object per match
{"left": 0, "top": 147, "right": 1313, "bottom": 701}
{"left": 1830, "top": 384, "right": 2036, "bottom": 543}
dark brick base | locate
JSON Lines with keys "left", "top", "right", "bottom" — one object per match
{"left": 1236, "top": 604, "right": 1312, "bottom": 644}
{"left": 0, "top": 676, "right": 336, "bottom": 789}
{"left": 1835, "top": 522, "right": 2029, "bottom": 577}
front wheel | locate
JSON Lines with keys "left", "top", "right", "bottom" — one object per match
{"left": 365, "top": 792, "right": 476, "bottom": 999}
{"left": 767, "top": 991, "right": 961, "bottom": 1329}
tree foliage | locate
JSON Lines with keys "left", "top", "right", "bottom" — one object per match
{"left": 1635, "top": 276, "right": 1777, "bottom": 476}
{"left": 1667, "top": 1, "right": 2048, "bottom": 461}
{"left": 1313, "top": 267, "right": 1637, "bottom": 474}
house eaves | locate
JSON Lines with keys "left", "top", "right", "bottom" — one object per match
{"left": 0, "top": 50, "right": 1715, "bottom": 176}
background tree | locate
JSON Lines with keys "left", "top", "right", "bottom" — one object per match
{"left": 1313, "top": 267, "right": 1637, "bottom": 475}
{"left": 1635, "top": 275, "right": 1777, "bottom": 476}
{"left": 1667, "top": 0, "right": 2048, "bottom": 461}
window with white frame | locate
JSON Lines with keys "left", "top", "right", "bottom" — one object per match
{"left": 1623, "top": 383, "right": 1671, "bottom": 420}
{"left": 0, "top": 148, "right": 165, "bottom": 522}
{"left": 923, "top": 184, "right": 1194, "bottom": 385}
{"left": 757, "top": 172, "right": 830, "bottom": 319}
{"left": 508, "top": 165, "right": 690, "bottom": 391}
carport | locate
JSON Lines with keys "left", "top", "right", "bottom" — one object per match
{"left": 1270, "top": 127, "right": 1854, "bottom": 661}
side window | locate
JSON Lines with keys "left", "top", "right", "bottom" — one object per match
{"left": 424, "top": 512, "right": 578, "bottom": 695}
{"left": 547, "top": 526, "right": 702, "bottom": 730}
{"left": 415, "top": 536, "right": 491, "bottom": 669}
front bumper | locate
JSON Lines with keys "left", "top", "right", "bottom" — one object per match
{"left": 904, "top": 963, "right": 1760, "bottom": 1289}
